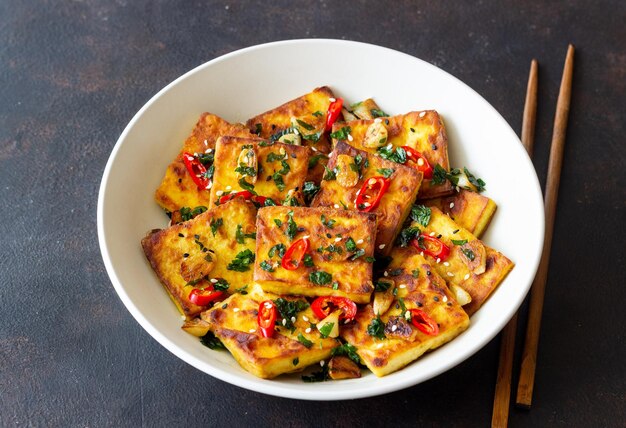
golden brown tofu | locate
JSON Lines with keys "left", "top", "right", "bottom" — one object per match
{"left": 141, "top": 198, "right": 258, "bottom": 319}
{"left": 341, "top": 249, "right": 470, "bottom": 377}
{"left": 254, "top": 206, "right": 376, "bottom": 303}
{"left": 311, "top": 141, "right": 422, "bottom": 257}
{"left": 421, "top": 190, "right": 497, "bottom": 238}
{"left": 331, "top": 110, "right": 454, "bottom": 199}
{"left": 201, "top": 285, "right": 339, "bottom": 379}
{"left": 155, "top": 112, "right": 253, "bottom": 213}
{"left": 399, "top": 206, "right": 514, "bottom": 315}
{"left": 245, "top": 86, "right": 336, "bottom": 182}
{"left": 209, "top": 136, "right": 310, "bottom": 207}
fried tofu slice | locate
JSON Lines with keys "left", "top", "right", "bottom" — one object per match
{"left": 209, "top": 136, "right": 310, "bottom": 207}
{"left": 341, "top": 249, "right": 470, "bottom": 377}
{"left": 331, "top": 110, "right": 453, "bottom": 199}
{"left": 245, "top": 86, "right": 336, "bottom": 182}
{"left": 254, "top": 206, "right": 376, "bottom": 303}
{"left": 421, "top": 190, "right": 497, "bottom": 238}
{"left": 400, "top": 206, "right": 514, "bottom": 315}
{"left": 155, "top": 112, "right": 253, "bottom": 213}
{"left": 311, "top": 141, "right": 422, "bottom": 257}
{"left": 141, "top": 198, "right": 258, "bottom": 319}
{"left": 201, "top": 285, "right": 339, "bottom": 379}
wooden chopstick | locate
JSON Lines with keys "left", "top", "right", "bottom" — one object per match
{"left": 491, "top": 59, "right": 538, "bottom": 428}
{"left": 516, "top": 44, "right": 575, "bottom": 408}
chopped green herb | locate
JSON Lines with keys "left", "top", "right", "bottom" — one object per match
{"left": 374, "top": 280, "right": 392, "bottom": 292}
{"left": 302, "top": 181, "right": 320, "bottom": 204}
{"left": 234, "top": 285, "right": 249, "bottom": 295}
{"left": 273, "top": 298, "right": 309, "bottom": 331}
{"left": 268, "top": 243, "right": 286, "bottom": 258}
{"left": 398, "top": 297, "right": 408, "bottom": 314}
{"left": 464, "top": 167, "right": 486, "bottom": 192}
{"left": 286, "top": 211, "right": 297, "bottom": 240}
{"left": 319, "top": 322, "right": 334, "bottom": 338}
{"left": 234, "top": 163, "right": 256, "bottom": 177}
{"left": 452, "top": 239, "right": 468, "bottom": 246}
{"left": 377, "top": 145, "right": 407, "bottom": 164}
{"left": 238, "top": 178, "right": 257, "bottom": 194}
{"left": 301, "top": 131, "right": 322, "bottom": 142}
{"left": 308, "top": 153, "right": 328, "bottom": 169}
{"left": 264, "top": 198, "right": 277, "bottom": 207}
{"left": 278, "top": 159, "right": 290, "bottom": 175}
{"left": 200, "top": 331, "right": 225, "bottom": 350}
{"left": 210, "top": 218, "right": 223, "bottom": 236}
{"left": 367, "top": 315, "right": 386, "bottom": 339}
{"left": 323, "top": 166, "right": 337, "bottom": 181}
{"left": 332, "top": 281, "right": 339, "bottom": 290}
{"left": 376, "top": 168, "right": 395, "bottom": 178}
{"left": 396, "top": 226, "right": 421, "bottom": 247}
{"left": 320, "top": 214, "right": 336, "bottom": 229}
{"left": 303, "top": 254, "right": 314, "bottom": 268}
{"left": 302, "top": 365, "right": 329, "bottom": 382}
{"left": 330, "top": 126, "right": 351, "bottom": 141}
{"left": 179, "top": 205, "right": 208, "bottom": 222}
{"left": 462, "top": 248, "right": 475, "bottom": 261}
{"left": 309, "top": 271, "right": 332, "bottom": 285}
{"left": 432, "top": 164, "right": 449, "bottom": 185}
{"left": 410, "top": 205, "right": 431, "bottom": 227}
{"left": 260, "top": 260, "right": 274, "bottom": 272}
{"left": 412, "top": 269, "right": 420, "bottom": 278}
{"left": 296, "top": 119, "right": 315, "bottom": 131}
{"left": 267, "top": 152, "right": 285, "bottom": 162}
{"left": 345, "top": 237, "right": 357, "bottom": 252}
{"left": 297, "top": 333, "right": 313, "bottom": 348}
{"left": 370, "top": 108, "right": 388, "bottom": 118}
{"left": 312, "top": 110, "right": 323, "bottom": 117}
{"left": 212, "top": 278, "right": 229, "bottom": 291}
{"left": 349, "top": 249, "right": 366, "bottom": 261}
{"left": 227, "top": 249, "right": 255, "bottom": 272}
{"left": 273, "top": 218, "right": 283, "bottom": 227}
{"left": 293, "top": 357, "right": 299, "bottom": 366}
{"left": 331, "top": 343, "right": 361, "bottom": 365}
{"left": 364, "top": 256, "right": 376, "bottom": 263}
{"left": 254, "top": 123, "right": 262, "bottom": 135}
{"left": 272, "top": 172, "right": 285, "bottom": 191}
{"left": 389, "top": 268, "right": 403, "bottom": 277}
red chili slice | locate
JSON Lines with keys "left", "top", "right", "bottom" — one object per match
{"left": 281, "top": 238, "right": 310, "bottom": 270}
{"left": 257, "top": 300, "right": 278, "bottom": 338}
{"left": 188, "top": 286, "right": 224, "bottom": 306}
{"left": 311, "top": 296, "right": 357, "bottom": 322}
{"left": 325, "top": 98, "right": 344, "bottom": 132}
{"left": 182, "top": 152, "right": 211, "bottom": 189}
{"left": 218, "top": 190, "right": 267, "bottom": 206}
{"left": 402, "top": 146, "right": 433, "bottom": 179}
{"left": 410, "top": 309, "right": 439, "bottom": 336}
{"left": 411, "top": 234, "right": 451, "bottom": 261}
{"left": 355, "top": 176, "right": 390, "bottom": 212}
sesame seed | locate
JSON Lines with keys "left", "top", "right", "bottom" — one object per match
{"left": 443, "top": 261, "right": 450, "bottom": 266}
{"left": 279, "top": 147, "right": 286, "bottom": 155}
{"left": 293, "top": 128, "right": 299, "bottom": 135}
{"left": 399, "top": 284, "right": 406, "bottom": 289}
{"left": 429, "top": 232, "right": 436, "bottom": 236}
{"left": 204, "top": 148, "right": 211, "bottom": 153}
{"left": 456, "top": 186, "right": 460, "bottom": 192}
{"left": 249, "top": 329, "right": 256, "bottom": 333}
{"left": 329, "top": 97, "right": 336, "bottom": 102}
{"left": 450, "top": 202, "right": 455, "bottom": 209}
{"left": 311, "top": 146, "right": 318, "bottom": 152}
{"left": 264, "top": 302, "right": 273, "bottom": 309}
{"left": 291, "top": 316, "right": 296, "bottom": 323}
{"left": 333, "top": 204, "right": 340, "bottom": 209}
{"left": 344, "top": 319, "right": 350, "bottom": 324}
{"left": 320, "top": 360, "right": 325, "bottom": 367}
{"left": 205, "top": 181, "right": 213, "bottom": 190}
{"left": 363, "top": 202, "right": 371, "bottom": 207}
{"left": 405, "top": 311, "right": 411, "bottom": 319}
{"left": 216, "top": 190, "right": 224, "bottom": 196}
{"left": 379, "top": 244, "right": 386, "bottom": 249}
{"left": 391, "top": 325, "right": 398, "bottom": 332}
{"left": 302, "top": 315, "right": 309, "bottom": 322}
{"left": 419, "top": 111, "right": 426, "bottom": 118}
{"left": 443, "top": 296, "right": 448, "bottom": 302}
{"left": 447, "top": 272, "right": 454, "bottom": 277}
{"left": 417, "top": 158, "right": 424, "bottom": 166}
{"left": 305, "top": 327, "right": 312, "bottom": 333}
{"left": 356, "top": 239, "right": 364, "bottom": 244}
{"left": 376, "top": 343, "right": 384, "bottom": 349}
{"left": 384, "top": 271, "right": 389, "bottom": 277}
{"left": 193, "top": 152, "right": 198, "bottom": 157}
{"left": 210, "top": 278, "right": 218, "bottom": 283}
{"left": 347, "top": 134, "right": 354, "bottom": 142}
{"left": 233, "top": 308, "right": 239, "bottom": 312}
{"left": 436, "top": 258, "right": 441, "bottom": 263}
{"left": 368, "top": 178, "right": 376, "bottom": 185}
{"left": 374, "top": 118, "right": 382, "bottom": 123}
{"left": 464, "top": 273, "right": 470, "bottom": 280}
{"left": 386, "top": 143, "right": 393, "bottom": 150}
{"left": 303, "top": 235, "right": 310, "bottom": 240}
{"left": 181, "top": 315, "right": 186, "bottom": 320}
{"left": 282, "top": 319, "right": 287, "bottom": 326}
{"left": 420, "top": 251, "right": 424, "bottom": 257}
{"left": 203, "top": 139, "right": 208, "bottom": 146}
{"left": 334, "top": 237, "right": 342, "bottom": 242}
{"left": 225, "top": 185, "right": 232, "bottom": 191}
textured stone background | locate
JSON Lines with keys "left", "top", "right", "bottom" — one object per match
{"left": 1, "top": 1, "right": 624, "bottom": 426}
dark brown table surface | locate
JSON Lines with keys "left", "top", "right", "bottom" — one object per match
{"left": 1, "top": 1, "right": 624, "bottom": 426}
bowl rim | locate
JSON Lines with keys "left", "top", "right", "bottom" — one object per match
{"left": 97, "top": 38, "right": 545, "bottom": 400}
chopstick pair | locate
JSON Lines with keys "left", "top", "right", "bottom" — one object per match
{"left": 491, "top": 44, "right": 575, "bottom": 428}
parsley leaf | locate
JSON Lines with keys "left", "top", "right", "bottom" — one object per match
{"left": 302, "top": 365, "right": 329, "bottom": 382}
{"left": 272, "top": 172, "right": 285, "bottom": 191}
{"left": 309, "top": 271, "right": 332, "bottom": 285}
{"left": 330, "top": 126, "right": 351, "bottom": 140}
{"left": 273, "top": 298, "right": 309, "bottom": 331}
{"left": 367, "top": 315, "right": 386, "bottom": 339}
{"left": 412, "top": 269, "right": 420, "bottom": 278}
{"left": 396, "top": 226, "right": 421, "bottom": 247}
{"left": 308, "top": 153, "right": 328, "bottom": 169}
{"left": 374, "top": 280, "right": 392, "bottom": 292}
{"left": 462, "top": 248, "right": 475, "bottom": 261}
{"left": 227, "top": 249, "right": 255, "bottom": 272}
{"left": 464, "top": 167, "right": 486, "bottom": 192}
{"left": 312, "top": 110, "right": 323, "bottom": 117}
{"left": 267, "top": 152, "right": 285, "bottom": 162}
{"left": 210, "top": 218, "right": 223, "bottom": 236}
{"left": 452, "top": 239, "right": 468, "bottom": 245}
{"left": 323, "top": 166, "right": 337, "bottom": 181}
{"left": 303, "top": 254, "right": 314, "bottom": 268}
{"left": 370, "top": 108, "right": 388, "bottom": 118}
{"left": 320, "top": 214, "right": 336, "bottom": 229}
{"left": 297, "top": 333, "right": 313, "bottom": 348}
{"left": 377, "top": 145, "right": 407, "bottom": 164}
{"left": 410, "top": 205, "right": 431, "bottom": 227}
{"left": 319, "top": 322, "right": 334, "bottom": 338}
{"left": 296, "top": 119, "right": 315, "bottom": 131}
{"left": 200, "top": 331, "right": 225, "bottom": 350}
{"left": 212, "top": 278, "right": 229, "bottom": 291}
{"left": 376, "top": 168, "right": 395, "bottom": 178}
{"left": 431, "top": 164, "right": 449, "bottom": 185}
{"left": 345, "top": 237, "right": 357, "bottom": 252}
{"left": 260, "top": 260, "right": 274, "bottom": 272}
{"left": 286, "top": 211, "right": 297, "bottom": 240}
{"left": 268, "top": 243, "right": 286, "bottom": 258}
{"left": 331, "top": 343, "right": 361, "bottom": 365}
{"left": 238, "top": 178, "right": 257, "bottom": 194}
{"left": 303, "top": 181, "right": 320, "bottom": 204}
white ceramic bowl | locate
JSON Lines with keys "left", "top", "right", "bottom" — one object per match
{"left": 98, "top": 39, "right": 544, "bottom": 400}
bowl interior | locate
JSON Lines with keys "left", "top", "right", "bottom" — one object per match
{"left": 98, "top": 39, "right": 544, "bottom": 400}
